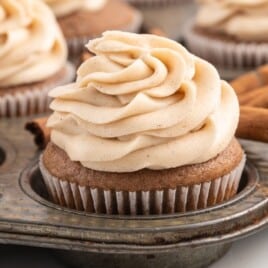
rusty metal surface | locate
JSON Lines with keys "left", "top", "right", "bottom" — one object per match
{"left": 0, "top": 117, "right": 267, "bottom": 255}
{"left": 55, "top": 243, "right": 231, "bottom": 268}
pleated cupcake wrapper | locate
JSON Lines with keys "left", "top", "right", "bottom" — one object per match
{"left": 239, "top": 139, "right": 268, "bottom": 174}
{"left": 67, "top": 10, "right": 143, "bottom": 66}
{"left": 39, "top": 155, "right": 245, "bottom": 215}
{"left": 126, "top": 0, "right": 191, "bottom": 7}
{"left": 0, "top": 63, "right": 75, "bottom": 118}
{"left": 183, "top": 21, "right": 268, "bottom": 70}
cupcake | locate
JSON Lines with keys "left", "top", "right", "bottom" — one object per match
{"left": 0, "top": 0, "right": 75, "bottom": 118}
{"left": 40, "top": 31, "right": 245, "bottom": 215}
{"left": 44, "top": 0, "right": 143, "bottom": 62}
{"left": 183, "top": 0, "right": 268, "bottom": 79}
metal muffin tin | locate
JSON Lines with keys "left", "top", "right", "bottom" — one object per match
{"left": 0, "top": 117, "right": 268, "bottom": 268}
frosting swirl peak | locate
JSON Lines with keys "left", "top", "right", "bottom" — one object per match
{"left": 0, "top": 0, "right": 67, "bottom": 87}
{"left": 48, "top": 31, "right": 239, "bottom": 172}
{"left": 196, "top": 0, "right": 268, "bottom": 41}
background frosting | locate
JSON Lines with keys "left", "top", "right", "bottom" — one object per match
{"left": 44, "top": 0, "right": 107, "bottom": 18}
{"left": 48, "top": 31, "right": 239, "bottom": 172}
{"left": 0, "top": 0, "right": 67, "bottom": 87}
{"left": 196, "top": 0, "right": 268, "bottom": 41}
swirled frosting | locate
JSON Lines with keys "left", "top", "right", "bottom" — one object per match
{"left": 196, "top": 0, "right": 268, "bottom": 41}
{"left": 44, "top": 0, "right": 107, "bottom": 18}
{"left": 0, "top": 0, "right": 67, "bottom": 87}
{"left": 47, "top": 31, "right": 239, "bottom": 172}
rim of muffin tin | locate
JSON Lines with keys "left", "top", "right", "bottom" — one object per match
{"left": 15, "top": 159, "right": 268, "bottom": 252}
{"left": 20, "top": 159, "right": 259, "bottom": 220}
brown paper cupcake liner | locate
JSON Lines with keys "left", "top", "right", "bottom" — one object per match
{"left": 126, "top": 0, "right": 191, "bottom": 7}
{"left": 239, "top": 139, "right": 268, "bottom": 174}
{"left": 67, "top": 10, "right": 143, "bottom": 65}
{"left": 183, "top": 21, "right": 268, "bottom": 70}
{"left": 0, "top": 63, "right": 76, "bottom": 118}
{"left": 39, "top": 155, "right": 246, "bottom": 215}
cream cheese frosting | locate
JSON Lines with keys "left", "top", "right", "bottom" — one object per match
{"left": 0, "top": 0, "right": 67, "bottom": 87}
{"left": 196, "top": 0, "right": 268, "bottom": 41}
{"left": 44, "top": 0, "right": 107, "bottom": 18}
{"left": 47, "top": 31, "right": 239, "bottom": 172}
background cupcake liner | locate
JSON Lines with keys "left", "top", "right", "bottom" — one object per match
{"left": 183, "top": 21, "right": 268, "bottom": 71}
{"left": 125, "top": 0, "right": 191, "bottom": 7}
{"left": 239, "top": 139, "right": 268, "bottom": 175}
{"left": 67, "top": 10, "right": 143, "bottom": 66}
{"left": 39, "top": 155, "right": 245, "bottom": 215}
{"left": 0, "top": 63, "right": 75, "bottom": 118}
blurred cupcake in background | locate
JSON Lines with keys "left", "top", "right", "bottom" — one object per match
{"left": 125, "top": 0, "right": 195, "bottom": 41}
{"left": 184, "top": 0, "right": 268, "bottom": 79}
{"left": 44, "top": 0, "right": 143, "bottom": 62}
{"left": 0, "top": 0, "right": 75, "bottom": 118}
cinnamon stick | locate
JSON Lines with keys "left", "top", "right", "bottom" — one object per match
{"left": 231, "top": 71, "right": 262, "bottom": 95}
{"left": 236, "top": 106, "right": 268, "bottom": 143}
{"left": 246, "top": 94, "right": 268, "bottom": 108}
{"left": 244, "top": 89, "right": 268, "bottom": 108}
{"left": 25, "top": 117, "right": 50, "bottom": 149}
{"left": 257, "top": 64, "right": 268, "bottom": 85}
{"left": 231, "top": 64, "right": 268, "bottom": 96}
{"left": 238, "top": 85, "right": 268, "bottom": 107}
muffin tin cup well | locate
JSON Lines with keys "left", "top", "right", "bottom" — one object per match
{"left": 0, "top": 137, "right": 16, "bottom": 173}
{"left": 39, "top": 155, "right": 246, "bottom": 215}
{"left": 0, "top": 147, "right": 5, "bottom": 167}
{"left": 0, "top": 63, "right": 75, "bottom": 118}
{"left": 17, "top": 158, "right": 268, "bottom": 268}
{"left": 0, "top": 118, "right": 268, "bottom": 268}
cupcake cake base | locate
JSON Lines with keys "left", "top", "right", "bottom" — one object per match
{"left": 40, "top": 139, "right": 245, "bottom": 215}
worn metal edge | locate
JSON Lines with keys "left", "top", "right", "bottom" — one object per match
{"left": 0, "top": 214, "right": 266, "bottom": 254}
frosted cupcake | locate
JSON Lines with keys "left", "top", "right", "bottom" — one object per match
{"left": 184, "top": 0, "right": 268, "bottom": 78}
{"left": 44, "top": 0, "right": 143, "bottom": 61}
{"left": 0, "top": 0, "right": 75, "bottom": 118}
{"left": 40, "top": 31, "right": 245, "bottom": 215}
